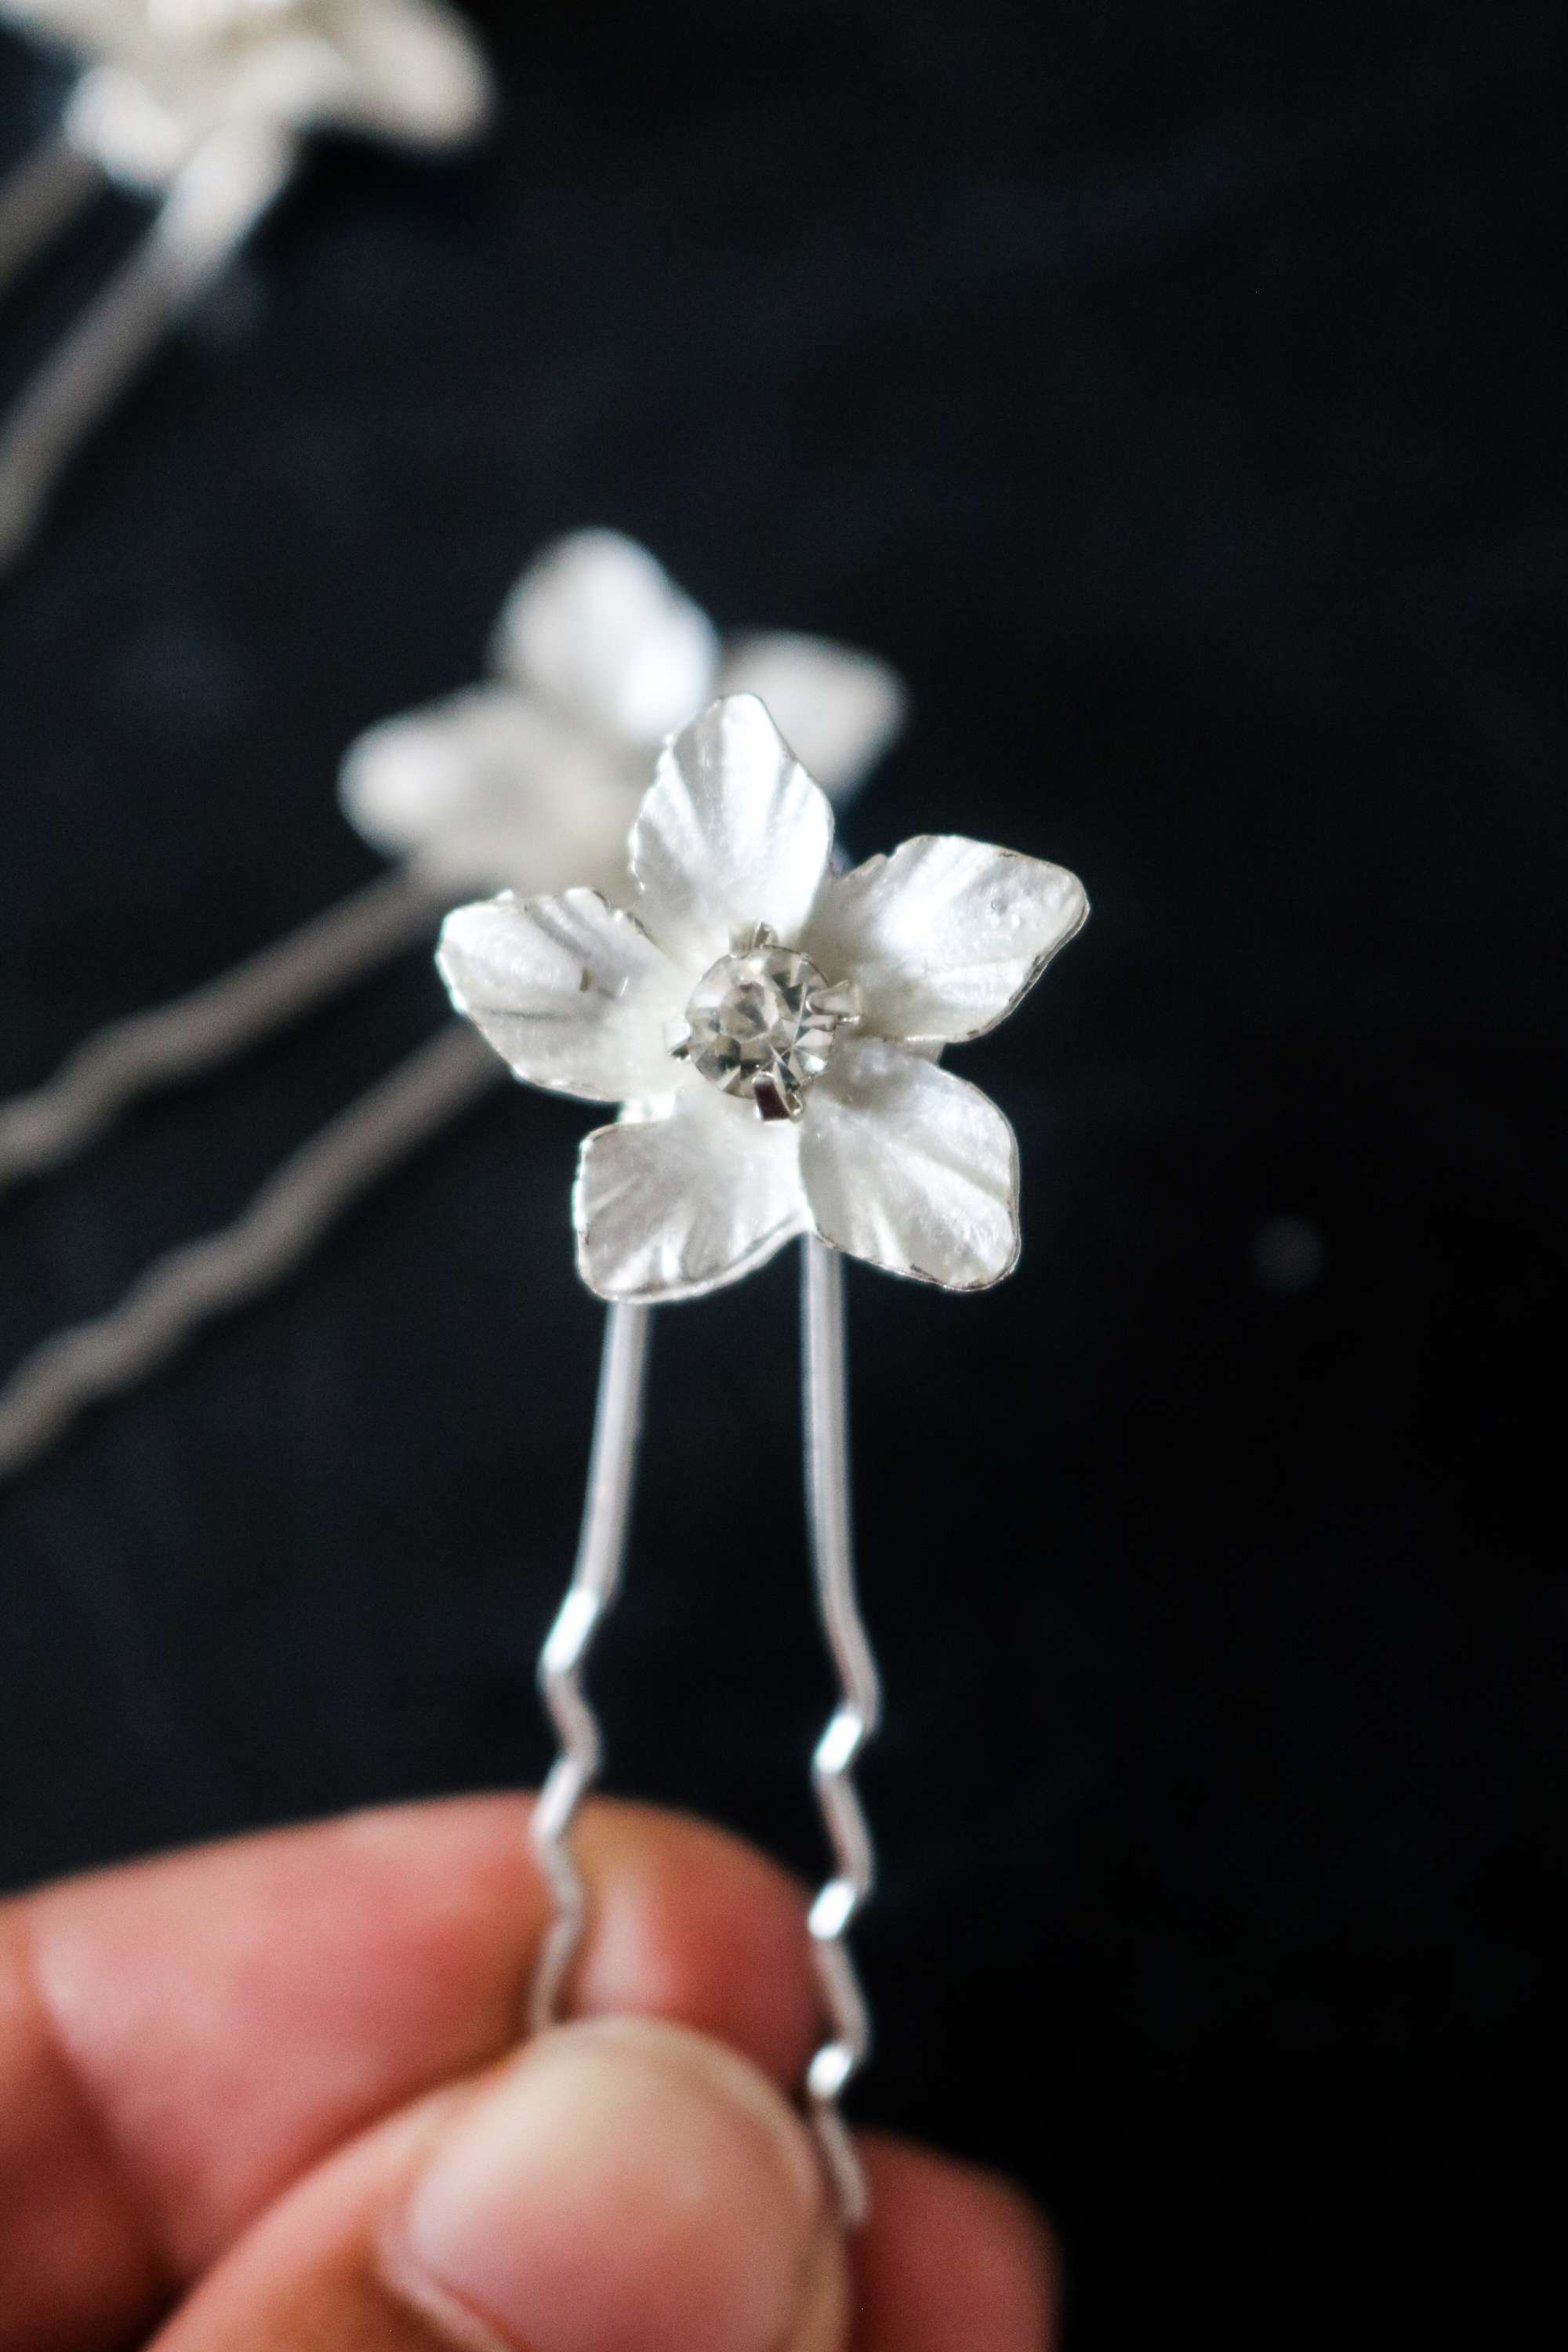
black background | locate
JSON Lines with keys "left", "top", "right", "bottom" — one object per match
{"left": 1, "top": 4, "right": 1562, "bottom": 2342}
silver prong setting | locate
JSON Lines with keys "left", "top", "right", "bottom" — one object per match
{"left": 754, "top": 1071, "right": 805, "bottom": 1123}
{"left": 677, "top": 930, "right": 860, "bottom": 1123}
{"left": 814, "top": 978, "right": 862, "bottom": 1023}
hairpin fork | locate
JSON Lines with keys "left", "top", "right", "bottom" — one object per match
{"left": 523, "top": 1236, "right": 881, "bottom": 2226}
{"left": 0, "top": 129, "right": 101, "bottom": 299}
{"left": 0, "top": 865, "right": 439, "bottom": 1193}
{"left": 800, "top": 1232, "right": 880, "bottom": 2224}
{"left": 528, "top": 1298, "right": 654, "bottom": 2036}
{"left": 0, "top": 115, "right": 294, "bottom": 571}
{"left": 0, "top": 1018, "right": 503, "bottom": 1481}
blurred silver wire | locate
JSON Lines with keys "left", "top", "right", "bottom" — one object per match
{"left": 528, "top": 1300, "right": 653, "bottom": 2034}
{"left": 0, "top": 868, "right": 443, "bottom": 1192}
{"left": 0, "top": 117, "right": 296, "bottom": 572}
{"left": 0, "top": 1019, "right": 503, "bottom": 1479}
{"left": 801, "top": 1234, "right": 881, "bottom": 2226}
{"left": 0, "top": 130, "right": 100, "bottom": 297}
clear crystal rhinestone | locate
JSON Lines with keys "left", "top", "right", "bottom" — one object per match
{"left": 681, "top": 940, "right": 848, "bottom": 1120}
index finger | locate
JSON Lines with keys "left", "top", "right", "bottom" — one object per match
{"left": 0, "top": 1795, "right": 820, "bottom": 2352}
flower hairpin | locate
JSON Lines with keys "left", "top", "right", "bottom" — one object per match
{"left": 440, "top": 693, "right": 1083, "bottom": 1300}
{"left": 0, "top": 0, "right": 492, "bottom": 566}
{"left": 0, "top": 535, "right": 905, "bottom": 1478}
{"left": 342, "top": 526, "right": 907, "bottom": 902}
{"left": 437, "top": 691, "right": 1087, "bottom": 2217}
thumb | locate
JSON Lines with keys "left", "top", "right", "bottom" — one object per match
{"left": 152, "top": 2017, "right": 850, "bottom": 2352}
{"left": 393, "top": 2018, "right": 848, "bottom": 2352}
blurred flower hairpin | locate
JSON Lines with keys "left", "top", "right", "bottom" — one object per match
{"left": 0, "top": 0, "right": 492, "bottom": 568}
{"left": 437, "top": 691, "right": 1087, "bottom": 2219}
{"left": 0, "top": 531, "right": 904, "bottom": 1475}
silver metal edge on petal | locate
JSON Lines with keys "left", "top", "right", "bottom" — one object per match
{"left": 804, "top": 837, "right": 1090, "bottom": 1046}
{"left": 435, "top": 889, "right": 683, "bottom": 1105}
{"left": 797, "top": 1038, "right": 1024, "bottom": 1293}
{"left": 626, "top": 694, "right": 837, "bottom": 973}
{"left": 570, "top": 1096, "right": 811, "bottom": 1304}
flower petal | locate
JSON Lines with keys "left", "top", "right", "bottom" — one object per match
{"left": 804, "top": 835, "right": 1087, "bottom": 1043}
{"left": 319, "top": 0, "right": 494, "bottom": 145}
{"left": 339, "top": 684, "right": 640, "bottom": 898}
{"left": 574, "top": 1084, "right": 808, "bottom": 1302}
{"left": 629, "top": 695, "right": 835, "bottom": 971}
{"left": 492, "top": 530, "right": 719, "bottom": 750}
{"left": 437, "top": 891, "right": 687, "bottom": 1103}
{"left": 799, "top": 1036, "right": 1020, "bottom": 1289}
{"left": 716, "top": 633, "right": 906, "bottom": 802}
{"left": 58, "top": 2, "right": 491, "bottom": 153}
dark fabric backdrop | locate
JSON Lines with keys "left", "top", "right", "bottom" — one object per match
{"left": 1, "top": 4, "right": 1560, "bottom": 2341}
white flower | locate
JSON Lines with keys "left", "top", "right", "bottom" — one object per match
{"left": 437, "top": 695, "right": 1087, "bottom": 1303}
{"left": 7, "top": 0, "right": 491, "bottom": 187}
{"left": 340, "top": 527, "right": 908, "bottom": 902}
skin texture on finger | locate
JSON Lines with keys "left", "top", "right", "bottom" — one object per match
{"left": 138, "top": 2031, "right": 1052, "bottom": 2352}
{"left": 1, "top": 1800, "right": 1057, "bottom": 2352}
{"left": 0, "top": 1796, "right": 818, "bottom": 2352}
{"left": 851, "top": 2136, "right": 1060, "bottom": 2352}
{"left": 0, "top": 1913, "right": 170, "bottom": 2352}
{"left": 145, "top": 2025, "right": 851, "bottom": 2352}
{"left": 144, "top": 2088, "right": 472, "bottom": 2352}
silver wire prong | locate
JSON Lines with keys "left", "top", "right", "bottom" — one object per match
{"left": 813, "top": 978, "right": 862, "bottom": 1022}
{"left": 800, "top": 1233, "right": 882, "bottom": 2226}
{"left": 0, "top": 868, "right": 443, "bottom": 1193}
{"left": 0, "top": 132, "right": 103, "bottom": 302}
{"left": 528, "top": 1298, "right": 653, "bottom": 2035}
{"left": 0, "top": 1020, "right": 505, "bottom": 1482}
{"left": 0, "top": 117, "right": 295, "bottom": 572}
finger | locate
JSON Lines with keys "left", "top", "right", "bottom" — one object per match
{"left": 144, "top": 2021, "right": 1055, "bottom": 2352}
{"left": 0, "top": 1796, "right": 818, "bottom": 2352}
{"left": 853, "top": 2135, "right": 1061, "bottom": 2351}
{"left": 149, "top": 2019, "right": 851, "bottom": 2352}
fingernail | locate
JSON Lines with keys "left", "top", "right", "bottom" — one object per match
{"left": 389, "top": 2016, "right": 833, "bottom": 2352}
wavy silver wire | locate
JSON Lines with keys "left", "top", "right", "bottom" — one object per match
{"left": 0, "top": 132, "right": 102, "bottom": 299}
{"left": 0, "top": 1020, "right": 503, "bottom": 1479}
{"left": 0, "top": 118, "right": 295, "bottom": 571}
{"left": 0, "top": 868, "right": 442, "bottom": 1191}
{"left": 526, "top": 1246, "right": 879, "bottom": 2221}
{"left": 801, "top": 1232, "right": 881, "bottom": 2227}
{"left": 528, "top": 1300, "right": 652, "bottom": 2034}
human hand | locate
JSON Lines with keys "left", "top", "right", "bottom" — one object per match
{"left": 0, "top": 1796, "right": 1056, "bottom": 2350}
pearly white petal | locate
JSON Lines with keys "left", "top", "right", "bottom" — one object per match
{"left": 437, "top": 891, "right": 687, "bottom": 1103}
{"left": 574, "top": 1084, "right": 809, "bottom": 1303}
{"left": 321, "top": 0, "right": 494, "bottom": 145}
{"left": 3, "top": 2, "right": 143, "bottom": 56}
{"left": 716, "top": 633, "right": 907, "bottom": 802}
{"left": 799, "top": 1036, "right": 1021, "bottom": 1290}
{"left": 492, "top": 530, "right": 719, "bottom": 750}
{"left": 32, "top": 1, "right": 491, "bottom": 153}
{"left": 339, "top": 684, "right": 643, "bottom": 899}
{"left": 629, "top": 695, "right": 835, "bottom": 972}
{"left": 804, "top": 835, "right": 1087, "bottom": 1044}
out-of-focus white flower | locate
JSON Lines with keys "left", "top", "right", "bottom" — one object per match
{"left": 438, "top": 695, "right": 1086, "bottom": 1303}
{"left": 342, "top": 528, "right": 909, "bottom": 902}
{"left": 4, "top": 0, "right": 492, "bottom": 187}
